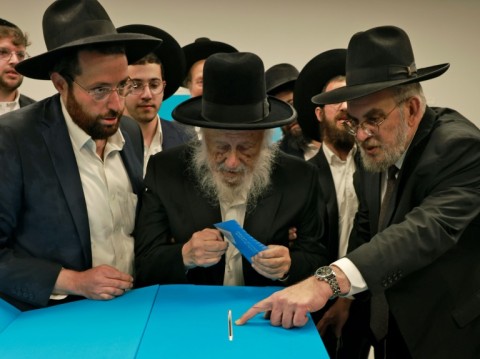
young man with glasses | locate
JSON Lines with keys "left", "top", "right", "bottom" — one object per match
{"left": 118, "top": 24, "right": 192, "bottom": 176}
{"left": 238, "top": 26, "right": 480, "bottom": 359}
{"left": 0, "top": 18, "right": 35, "bottom": 115}
{"left": 0, "top": 0, "right": 161, "bottom": 311}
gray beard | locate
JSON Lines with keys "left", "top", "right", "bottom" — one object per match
{"left": 190, "top": 140, "right": 277, "bottom": 210}
{"left": 360, "top": 115, "right": 409, "bottom": 173}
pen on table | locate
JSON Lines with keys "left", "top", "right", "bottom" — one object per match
{"left": 228, "top": 309, "right": 233, "bottom": 341}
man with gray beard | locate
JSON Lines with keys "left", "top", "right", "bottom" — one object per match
{"left": 134, "top": 52, "right": 329, "bottom": 288}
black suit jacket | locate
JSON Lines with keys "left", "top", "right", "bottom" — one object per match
{"left": 309, "top": 148, "right": 362, "bottom": 261}
{"left": 0, "top": 94, "right": 144, "bottom": 310}
{"left": 160, "top": 119, "right": 193, "bottom": 150}
{"left": 348, "top": 107, "right": 480, "bottom": 358}
{"left": 19, "top": 94, "right": 35, "bottom": 108}
{"left": 135, "top": 145, "right": 330, "bottom": 288}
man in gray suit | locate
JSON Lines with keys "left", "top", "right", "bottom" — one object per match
{"left": 238, "top": 26, "right": 480, "bottom": 359}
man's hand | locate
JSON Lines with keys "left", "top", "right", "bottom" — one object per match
{"left": 236, "top": 266, "right": 351, "bottom": 329}
{"left": 182, "top": 228, "right": 227, "bottom": 269}
{"left": 236, "top": 276, "right": 331, "bottom": 328}
{"left": 316, "top": 297, "right": 353, "bottom": 337}
{"left": 251, "top": 245, "right": 291, "bottom": 280}
{"left": 54, "top": 265, "right": 134, "bottom": 300}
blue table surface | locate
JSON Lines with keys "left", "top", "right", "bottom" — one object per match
{"left": 0, "top": 285, "right": 328, "bottom": 359}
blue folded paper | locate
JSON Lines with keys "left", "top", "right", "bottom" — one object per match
{"left": 214, "top": 219, "right": 267, "bottom": 262}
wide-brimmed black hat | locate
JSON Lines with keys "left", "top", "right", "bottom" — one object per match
{"left": 182, "top": 37, "right": 237, "bottom": 80}
{"left": 15, "top": 0, "right": 162, "bottom": 80}
{"left": 117, "top": 24, "right": 185, "bottom": 100}
{"left": 312, "top": 26, "right": 450, "bottom": 105}
{"left": 293, "top": 49, "right": 347, "bottom": 141}
{"left": 172, "top": 52, "right": 296, "bottom": 130}
{"left": 265, "top": 63, "right": 299, "bottom": 95}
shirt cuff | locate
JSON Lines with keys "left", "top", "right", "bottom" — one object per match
{"left": 332, "top": 257, "right": 368, "bottom": 296}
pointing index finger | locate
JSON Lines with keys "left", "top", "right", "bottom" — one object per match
{"left": 235, "top": 300, "right": 272, "bottom": 326}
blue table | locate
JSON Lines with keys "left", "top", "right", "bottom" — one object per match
{"left": 0, "top": 285, "right": 329, "bottom": 358}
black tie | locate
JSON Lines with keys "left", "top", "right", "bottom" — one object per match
{"left": 371, "top": 165, "right": 398, "bottom": 341}
{"left": 378, "top": 165, "right": 398, "bottom": 231}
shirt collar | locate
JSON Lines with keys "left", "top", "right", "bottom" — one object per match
{"left": 322, "top": 143, "right": 357, "bottom": 166}
{"left": 0, "top": 91, "right": 20, "bottom": 115}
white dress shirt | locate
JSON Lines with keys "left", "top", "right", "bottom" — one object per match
{"left": 322, "top": 144, "right": 359, "bottom": 258}
{"left": 143, "top": 115, "right": 163, "bottom": 176}
{"left": 62, "top": 100, "right": 136, "bottom": 276}
{"left": 0, "top": 91, "right": 20, "bottom": 116}
{"left": 220, "top": 196, "right": 247, "bottom": 286}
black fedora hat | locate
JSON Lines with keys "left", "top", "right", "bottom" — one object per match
{"left": 182, "top": 37, "right": 237, "bottom": 79}
{"left": 117, "top": 24, "right": 185, "bottom": 100}
{"left": 312, "top": 26, "right": 450, "bottom": 105}
{"left": 265, "top": 63, "right": 299, "bottom": 95}
{"left": 172, "top": 52, "right": 296, "bottom": 130}
{"left": 15, "top": 0, "right": 162, "bottom": 80}
{"left": 293, "top": 49, "right": 347, "bottom": 141}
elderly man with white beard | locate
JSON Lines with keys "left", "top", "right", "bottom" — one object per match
{"left": 134, "top": 52, "right": 330, "bottom": 288}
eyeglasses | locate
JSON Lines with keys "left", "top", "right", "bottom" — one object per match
{"left": 130, "top": 80, "right": 166, "bottom": 96}
{"left": 0, "top": 47, "right": 29, "bottom": 62}
{"left": 343, "top": 101, "right": 404, "bottom": 137}
{"left": 65, "top": 75, "right": 133, "bottom": 102}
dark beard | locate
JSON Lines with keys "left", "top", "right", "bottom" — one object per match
{"left": 282, "top": 131, "right": 309, "bottom": 152}
{"left": 322, "top": 112, "right": 355, "bottom": 153}
{"left": 66, "top": 88, "right": 122, "bottom": 140}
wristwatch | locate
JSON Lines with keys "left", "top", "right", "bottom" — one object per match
{"left": 314, "top": 266, "right": 341, "bottom": 299}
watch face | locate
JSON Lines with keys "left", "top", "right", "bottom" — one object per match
{"left": 316, "top": 266, "right": 333, "bottom": 278}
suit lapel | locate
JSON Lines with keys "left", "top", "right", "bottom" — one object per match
{"left": 39, "top": 95, "right": 91, "bottom": 265}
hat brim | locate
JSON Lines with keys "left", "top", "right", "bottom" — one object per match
{"left": 312, "top": 63, "right": 450, "bottom": 105}
{"left": 15, "top": 33, "right": 162, "bottom": 80}
{"left": 117, "top": 25, "right": 185, "bottom": 100}
{"left": 172, "top": 96, "right": 296, "bottom": 130}
{"left": 293, "top": 49, "right": 347, "bottom": 142}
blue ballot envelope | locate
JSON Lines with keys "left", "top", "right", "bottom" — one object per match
{"left": 214, "top": 219, "right": 267, "bottom": 262}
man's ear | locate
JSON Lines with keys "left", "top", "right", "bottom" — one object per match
{"left": 50, "top": 72, "right": 68, "bottom": 93}
{"left": 406, "top": 96, "right": 422, "bottom": 127}
{"left": 315, "top": 106, "right": 323, "bottom": 123}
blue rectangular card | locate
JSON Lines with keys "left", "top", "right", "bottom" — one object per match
{"left": 214, "top": 219, "right": 267, "bottom": 262}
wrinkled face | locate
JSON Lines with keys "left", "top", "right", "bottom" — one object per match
{"left": 62, "top": 50, "right": 129, "bottom": 140}
{"left": 124, "top": 62, "right": 164, "bottom": 124}
{"left": 347, "top": 89, "right": 411, "bottom": 172}
{"left": 318, "top": 79, "right": 355, "bottom": 149}
{"left": 187, "top": 60, "right": 205, "bottom": 97}
{"left": 203, "top": 129, "right": 265, "bottom": 187}
{"left": 0, "top": 37, "right": 26, "bottom": 93}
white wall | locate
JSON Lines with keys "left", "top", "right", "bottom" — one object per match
{"left": 4, "top": 0, "right": 479, "bottom": 127}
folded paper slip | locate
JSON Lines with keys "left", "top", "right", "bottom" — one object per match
{"left": 214, "top": 219, "right": 267, "bottom": 262}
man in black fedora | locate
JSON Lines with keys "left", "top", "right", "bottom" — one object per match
{"left": 265, "top": 63, "right": 314, "bottom": 160}
{"left": 0, "top": 0, "right": 161, "bottom": 310}
{"left": 182, "top": 37, "right": 238, "bottom": 98}
{"left": 237, "top": 25, "right": 480, "bottom": 359}
{"left": 134, "top": 52, "right": 329, "bottom": 289}
{"left": 118, "top": 24, "right": 193, "bottom": 176}
{"left": 295, "top": 48, "right": 370, "bottom": 359}
{"left": 0, "top": 18, "right": 35, "bottom": 114}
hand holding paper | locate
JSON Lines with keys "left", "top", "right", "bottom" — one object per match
{"left": 214, "top": 220, "right": 291, "bottom": 280}
{"left": 214, "top": 220, "right": 267, "bottom": 263}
